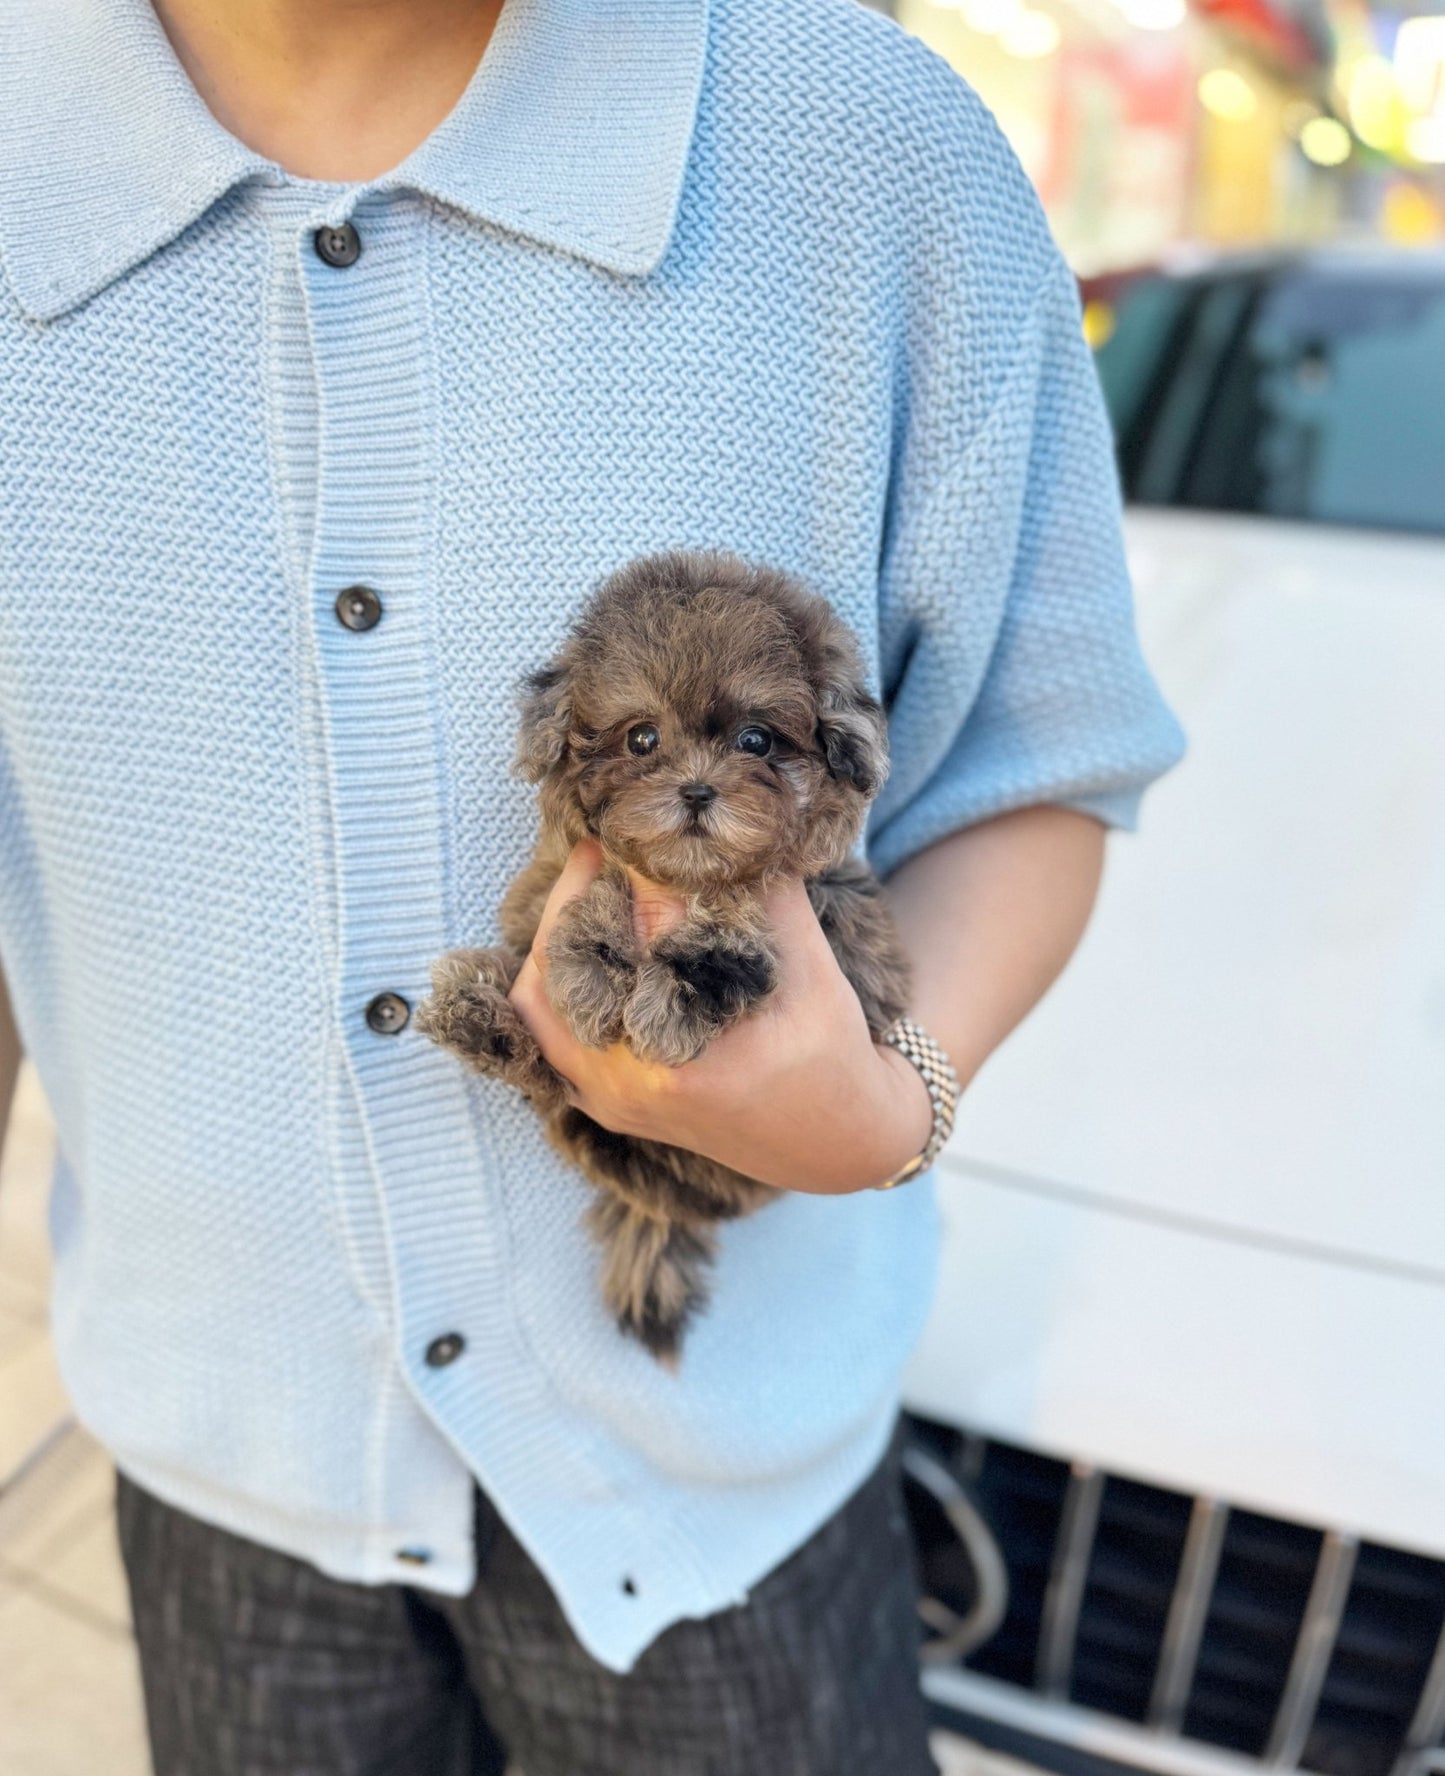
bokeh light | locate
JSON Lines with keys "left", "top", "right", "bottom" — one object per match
{"left": 1299, "top": 115, "right": 1353, "bottom": 164}
{"left": 1199, "top": 67, "right": 1259, "bottom": 121}
{"left": 999, "top": 8, "right": 1061, "bottom": 57}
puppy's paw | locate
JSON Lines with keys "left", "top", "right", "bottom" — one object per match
{"left": 660, "top": 932, "right": 776, "bottom": 1017}
{"left": 416, "top": 947, "right": 561, "bottom": 1106}
{"left": 415, "top": 947, "right": 525, "bottom": 1071}
{"left": 545, "top": 927, "right": 635, "bottom": 1050}
{"left": 543, "top": 868, "right": 639, "bottom": 1049}
{"left": 623, "top": 931, "right": 776, "bottom": 1066}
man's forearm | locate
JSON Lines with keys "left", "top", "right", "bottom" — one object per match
{"left": 884, "top": 805, "right": 1107, "bottom": 1089}
{"left": 0, "top": 967, "right": 20, "bottom": 1160}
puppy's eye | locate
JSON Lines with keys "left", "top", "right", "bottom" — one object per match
{"left": 735, "top": 725, "right": 773, "bottom": 758}
{"left": 626, "top": 723, "right": 660, "bottom": 756}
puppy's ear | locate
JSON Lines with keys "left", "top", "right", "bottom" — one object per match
{"left": 818, "top": 679, "right": 888, "bottom": 798}
{"left": 516, "top": 654, "right": 573, "bottom": 782}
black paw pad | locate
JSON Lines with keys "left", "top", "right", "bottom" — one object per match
{"left": 666, "top": 945, "right": 774, "bottom": 1018}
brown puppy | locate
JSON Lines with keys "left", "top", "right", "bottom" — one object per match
{"left": 416, "top": 552, "right": 910, "bottom": 1361}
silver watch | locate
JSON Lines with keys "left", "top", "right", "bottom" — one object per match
{"left": 875, "top": 1016, "right": 961, "bottom": 1189}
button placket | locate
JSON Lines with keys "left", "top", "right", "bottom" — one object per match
{"left": 299, "top": 199, "right": 503, "bottom": 1553}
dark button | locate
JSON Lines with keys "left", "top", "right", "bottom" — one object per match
{"left": 395, "top": 1547, "right": 431, "bottom": 1566}
{"left": 334, "top": 585, "right": 382, "bottom": 632}
{"left": 425, "top": 1332, "right": 466, "bottom": 1368}
{"left": 314, "top": 222, "right": 361, "bottom": 268}
{"left": 365, "top": 993, "right": 411, "bottom": 1036}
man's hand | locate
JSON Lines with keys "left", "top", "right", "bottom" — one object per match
{"left": 508, "top": 842, "right": 933, "bottom": 1195}
{"left": 507, "top": 807, "right": 1106, "bottom": 1197}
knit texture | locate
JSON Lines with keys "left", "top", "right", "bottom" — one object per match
{"left": 0, "top": 0, "right": 1183, "bottom": 1671}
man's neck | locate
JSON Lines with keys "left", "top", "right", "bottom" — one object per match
{"left": 151, "top": 0, "right": 506, "bottom": 181}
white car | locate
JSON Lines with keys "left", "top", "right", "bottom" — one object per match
{"left": 903, "top": 247, "right": 1445, "bottom": 1776}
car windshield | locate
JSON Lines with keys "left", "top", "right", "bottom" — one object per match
{"left": 1094, "top": 264, "right": 1445, "bottom": 536}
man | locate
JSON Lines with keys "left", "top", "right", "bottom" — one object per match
{"left": 0, "top": 0, "right": 1184, "bottom": 1770}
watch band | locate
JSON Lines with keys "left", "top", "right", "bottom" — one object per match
{"left": 875, "top": 1016, "right": 961, "bottom": 1189}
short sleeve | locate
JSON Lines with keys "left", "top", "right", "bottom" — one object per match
{"left": 866, "top": 250, "right": 1186, "bottom": 881}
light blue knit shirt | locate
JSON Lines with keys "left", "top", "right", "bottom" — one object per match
{"left": 0, "top": 0, "right": 1182, "bottom": 1670}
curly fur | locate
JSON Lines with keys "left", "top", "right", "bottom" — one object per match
{"left": 416, "top": 552, "right": 910, "bottom": 1362}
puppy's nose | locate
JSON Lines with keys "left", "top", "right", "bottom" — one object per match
{"left": 679, "top": 782, "right": 717, "bottom": 810}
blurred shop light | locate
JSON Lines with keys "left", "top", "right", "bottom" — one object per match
{"left": 1393, "top": 15, "right": 1445, "bottom": 114}
{"left": 1198, "top": 65, "right": 1260, "bottom": 117}
{"left": 927, "top": 0, "right": 1066, "bottom": 54}
{"left": 1110, "top": 0, "right": 1188, "bottom": 30}
{"left": 1346, "top": 53, "right": 1399, "bottom": 150}
{"left": 927, "top": 0, "right": 1185, "bottom": 39}
{"left": 1388, "top": 15, "right": 1445, "bottom": 163}
{"left": 1081, "top": 299, "right": 1116, "bottom": 349}
{"left": 1381, "top": 180, "right": 1445, "bottom": 238}
{"left": 999, "top": 8, "right": 1062, "bottom": 55}
{"left": 1299, "top": 113, "right": 1353, "bottom": 162}
{"left": 1407, "top": 116, "right": 1445, "bottom": 161}
{"left": 959, "top": 0, "right": 1019, "bottom": 29}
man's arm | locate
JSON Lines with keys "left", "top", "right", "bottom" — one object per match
{"left": 0, "top": 964, "right": 20, "bottom": 1164}
{"left": 507, "top": 805, "right": 1104, "bottom": 1196}
{"left": 885, "top": 804, "right": 1104, "bottom": 1090}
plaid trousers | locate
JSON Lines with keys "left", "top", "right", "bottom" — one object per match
{"left": 115, "top": 1432, "right": 938, "bottom": 1776}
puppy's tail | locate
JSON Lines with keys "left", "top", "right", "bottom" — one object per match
{"left": 586, "top": 1195, "right": 714, "bottom": 1366}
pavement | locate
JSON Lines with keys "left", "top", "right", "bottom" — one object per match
{"left": 0, "top": 1061, "right": 1006, "bottom": 1776}
{"left": 0, "top": 1064, "right": 150, "bottom": 1775}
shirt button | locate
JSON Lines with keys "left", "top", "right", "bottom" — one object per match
{"left": 425, "top": 1333, "right": 466, "bottom": 1368}
{"left": 334, "top": 585, "right": 382, "bottom": 632}
{"left": 314, "top": 222, "right": 361, "bottom": 267}
{"left": 395, "top": 1547, "right": 432, "bottom": 1567}
{"left": 365, "top": 993, "right": 411, "bottom": 1036}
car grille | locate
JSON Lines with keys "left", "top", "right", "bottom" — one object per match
{"left": 904, "top": 1415, "right": 1445, "bottom": 1776}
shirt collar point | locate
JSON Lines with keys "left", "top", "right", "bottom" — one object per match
{"left": 3, "top": 0, "right": 705, "bottom": 307}
{"left": 5, "top": 155, "right": 272, "bottom": 323}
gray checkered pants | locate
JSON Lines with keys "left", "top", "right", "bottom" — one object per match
{"left": 116, "top": 1434, "right": 938, "bottom": 1776}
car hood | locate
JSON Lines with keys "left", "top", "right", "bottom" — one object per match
{"left": 942, "top": 506, "right": 1445, "bottom": 1277}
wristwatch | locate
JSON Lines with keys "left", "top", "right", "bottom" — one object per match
{"left": 875, "top": 1016, "right": 961, "bottom": 1189}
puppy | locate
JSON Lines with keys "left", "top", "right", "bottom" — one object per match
{"left": 416, "top": 551, "right": 910, "bottom": 1361}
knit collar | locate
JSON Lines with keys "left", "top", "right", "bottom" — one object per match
{"left": 0, "top": 0, "right": 709, "bottom": 321}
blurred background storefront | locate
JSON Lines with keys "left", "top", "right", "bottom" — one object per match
{"left": 879, "top": 0, "right": 1445, "bottom": 271}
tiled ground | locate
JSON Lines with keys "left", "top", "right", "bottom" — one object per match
{"left": 0, "top": 1065, "right": 150, "bottom": 1776}
{"left": 0, "top": 1064, "right": 1008, "bottom": 1776}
